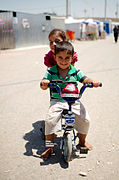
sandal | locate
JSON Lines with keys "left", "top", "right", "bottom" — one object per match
{"left": 40, "top": 148, "right": 53, "bottom": 160}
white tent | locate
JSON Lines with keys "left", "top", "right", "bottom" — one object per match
{"left": 65, "top": 16, "right": 84, "bottom": 24}
{"left": 83, "top": 19, "right": 97, "bottom": 25}
{"left": 65, "top": 17, "right": 86, "bottom": 39}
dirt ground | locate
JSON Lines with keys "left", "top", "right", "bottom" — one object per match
{"left": 0, "top": 34, "right": 119, "bottom": 180}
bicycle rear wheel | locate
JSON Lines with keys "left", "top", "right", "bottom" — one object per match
{"left": 63, "top": 132, "right": 72, "bottom": 162}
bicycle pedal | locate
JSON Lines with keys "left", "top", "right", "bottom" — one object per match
{"left": 46, "top": 141, "right": 57, "bottom": 147}
{"left": 80, "top": 147, "right": 88, "bottom": 154}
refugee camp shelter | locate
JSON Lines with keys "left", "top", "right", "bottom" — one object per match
{"left": 0, "top": 10, "right": 65, "bottom": 49}
{"left": 103, "top": 19, "right": 112, "bottom": 35}
{"left": 65, "top": 17, "right": 106, "bottom": 40}
{"left": 65, "top": 17, "right": 85, "bottom": 40}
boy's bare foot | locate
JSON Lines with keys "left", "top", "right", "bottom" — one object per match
{"left": 77, "top": 142, "right": 93, "bottom": 151}
{"left": 40, "top": 147, "right": 53, "bottom": 160}
{"left": 84, "top": 142, "right": 92, "bottom": 150}
{"left": 78, "top": 134, "right": 92, "bottom": 151}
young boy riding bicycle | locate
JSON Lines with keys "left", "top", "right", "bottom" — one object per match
{"left": 40, "top": 41, "right": 101, "bottom": 160}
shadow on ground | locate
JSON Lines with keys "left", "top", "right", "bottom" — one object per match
{"left": 23, "top": 120, "right": 73, "bottom": 168}
{"left": 23, "top": 120, "right": 45, "bottom": 157}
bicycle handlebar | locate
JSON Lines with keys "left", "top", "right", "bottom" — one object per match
{"left": 79, "top": 82, "right": 102, "bottom": 98}
{"left": 48, "top": 81, "right": 102, "bottom": 99}
{"left": 48, "top": 82, "right": 61, "bottom": 95}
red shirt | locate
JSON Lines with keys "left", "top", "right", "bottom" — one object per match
{"left": 44, "top": 50, "right": 79, "bottom": 67}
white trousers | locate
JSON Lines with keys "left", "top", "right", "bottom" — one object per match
{"left": 45, "top": 100, "right": 90, "bottom": 135}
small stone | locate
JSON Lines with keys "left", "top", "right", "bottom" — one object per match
{"left": 79, "top": 171, "right": 87, "bottom": 177}
{"left": 88, "top": 169, "right": 92, "bottom": 172}
{"left": 4, "top": 170, "right": 11, "bottom": 173}
{"left": 112, "top": 144, "right": 115, "bottom": 149}
{"left": 96, "top": 160, "right": 100, "bottom": 165}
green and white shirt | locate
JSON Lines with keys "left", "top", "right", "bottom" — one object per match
{"left": 43, "top": 65, "right": 87, "bottom": 100}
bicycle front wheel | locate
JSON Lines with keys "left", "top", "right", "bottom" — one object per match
{"left": 63, "top": 132, "right": 72, "bottom": 163}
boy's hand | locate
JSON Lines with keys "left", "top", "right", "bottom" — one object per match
{"left": 92, "top": 80, "right": 101, "bottom": 87}
{"left": 40, "top": 79, "right": 50, "bottom": 90}
{"left": 83, "top": 78, "right": 101, "bottom": 88}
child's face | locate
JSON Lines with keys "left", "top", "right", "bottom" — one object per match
{"left": 49, "top": 34, "right": 63, "bottom": 53}
{"left": 55, "top": 51, "right": 72, "bottom": 70}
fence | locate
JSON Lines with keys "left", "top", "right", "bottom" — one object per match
{"left": 0, "top": 12, "right": 15, "bottom": 49}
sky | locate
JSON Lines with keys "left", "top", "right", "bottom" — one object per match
{"left": 0, "top": 0, "right": 118, "bottom": 18}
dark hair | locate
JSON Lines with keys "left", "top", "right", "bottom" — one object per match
{"left": 55, "top": 41, "right": 74, "bottom": 56}
{"left": 48, "top": 29, "right": 67, "bottom": 41}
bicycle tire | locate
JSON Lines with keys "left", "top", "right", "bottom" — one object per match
{"left": 63, "top": 132, "right": 72, "bottom": 162}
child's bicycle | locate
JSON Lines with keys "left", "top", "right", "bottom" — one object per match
{"left": 40, "top": 80, "right": 102, "bottom": 163}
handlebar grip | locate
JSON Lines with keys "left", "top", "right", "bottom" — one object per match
{"left": 40, "top": 82, "right": 53, "bottom": 87}
{"left": 88, "top": 83, "right": 93, "bottom": 87}
{"left": 85, "top": 83, "right": 102, "bottom": 87}
{"left": 100, "top": 83, "right": 102, "bottom": 87}
{"left": 48, "top": 83, "right": 52, "bottom": 87}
